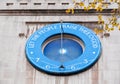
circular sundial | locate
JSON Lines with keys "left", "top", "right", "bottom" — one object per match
{"left": 25, "top": 23, "right": 102, "bottom": 75}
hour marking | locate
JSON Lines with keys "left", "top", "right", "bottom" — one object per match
{"left": 46, "top": 65, "right": 50, "bottom": 69}
{"left": 71, "top": 66, "right": 75, "bottom": 70}
{"left": 36, "top": 58, "right": 40, "bottom": 62}
{"left": 84, "top": 59, "right": 88, "bottom": 64}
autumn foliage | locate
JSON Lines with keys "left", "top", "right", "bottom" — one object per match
{"left": 66, "top": 0, "right": 120, "bottom": 36}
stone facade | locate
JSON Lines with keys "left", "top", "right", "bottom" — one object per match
{"left": 0, "top": 0, "right": 120, "bottom": 84}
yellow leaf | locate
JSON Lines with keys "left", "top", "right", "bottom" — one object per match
{"left": 98, "top": 15, "right": 105, "bottom": 24}
{"left": 114, "top": 0, "right": 117, "bottom": 3}
{"left": 98, "top": 20, "right": 104, "bottom": 24}
{"left": 87, "top": 6, "right": 91, "bottom": 11}
{"left": 66, "top": 9, "right": 71, "bottom": 14}
{"left": 95, "top": 2, "right": 103, "bottom": 12}
{"left": 96, "top": 7, "right": 103, "bottom": 12}
{"left": 116, "top": 23, "right": 119, "bottom": 27}
{"left": 104, "top": 4, "right": 109, "bottom": 8}
{"left": 79, "top": 2, "right": 84, "bottom": 7}
{"left": 101, "top": 21, "right": 105, "bottom": 24}
{"left": 111, "top": 16, "right": 117, "bottom": 22}
{"left": 94, "top": 28, "right": 98, "bottom": 31}
{"left": 94, "top": 28, "right": 99, "bottom": 34}
{"left": 107, "top": 28, "right": 111, "bottom": 32}
{"left": 98, "top": 0, "right": 104, "bottom": 3}
{"left": 98, "top": 21, "right": 101, "bottom": 24}
{"left": 101, "top": 29, "right": 104, "bottom": 33}
{"left": 110, "top": 0, "right": 113, "bottom": 2}
{"left": 105, "top": 24, "right": 109, "bottom": 30}
{"left": 99, "top": 29, "right": 104, "bottom": 33}
{"left": 93, "top": 0, "right": 97, "bottom": 3}
{"left": 100, "top": 8, "right": 103, "bottom": 12}
{"left": 118, "top": 25, "right": 120, "bottom": 30}
{"left": 112, "top": 22, "right": 119, "bottom": 27}
{"left": 110, "top": 28, "right": 114, "bottom": 31}
{"left": 98, "top": 14, "right": 102, "bottom": 20}
{"left": 71, "top": 9, "right": 74, "bottom": 14}
{"left": 90, "top": 3, "right": 96, "bottom": 8}
{"left": 84, "top": 6, "right": 89, "bottom": 11}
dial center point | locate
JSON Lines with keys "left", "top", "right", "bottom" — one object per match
{"left": 59, "top": 48, "right": 66, "bottom": 55}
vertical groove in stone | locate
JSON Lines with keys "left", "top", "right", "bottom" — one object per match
{"left": 91, "top": 63, "right": 99, "bottom": 84}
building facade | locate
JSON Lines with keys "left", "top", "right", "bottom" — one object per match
{"left": 0, "top": 0, "right": 120, "bottom": 84}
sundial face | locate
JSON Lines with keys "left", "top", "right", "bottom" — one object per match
{"left": 42, "top": 34, "right": 84, "bottom": 63}
{"left": 25, "top": 23, "right": 102, "bottom": 75}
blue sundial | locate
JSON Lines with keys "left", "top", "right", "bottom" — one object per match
{"left": 25, "top": 23, "right": 102, "bottom": 75}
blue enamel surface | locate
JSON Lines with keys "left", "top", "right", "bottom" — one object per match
{"left": 25, "top": 23, "right": 102, "bottom": 74}
{"left": 44, "top": 38, "right": 83, "bottom": 63}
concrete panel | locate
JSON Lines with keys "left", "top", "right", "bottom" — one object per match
{"left": 0, "top": 16, "right": 120, "bottom": 84}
